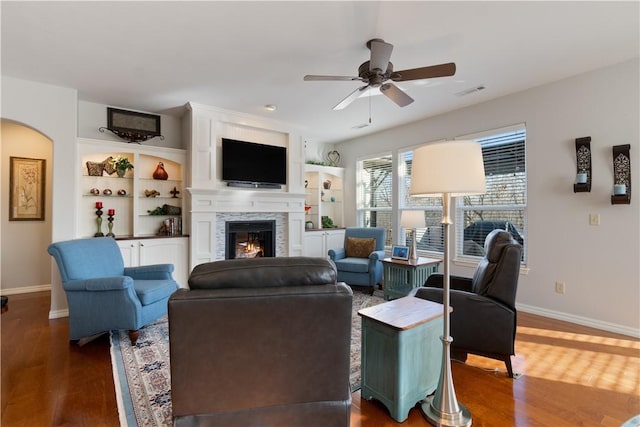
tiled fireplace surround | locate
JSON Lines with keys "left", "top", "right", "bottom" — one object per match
{"left": 216, "top": 212, "right": 286, "bottom": 260}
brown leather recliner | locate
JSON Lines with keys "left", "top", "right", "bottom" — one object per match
{"left": 168, "top": 257, "right": 353, "bottom": 427}
{"left": 413, "top": 229, "right": 522, "bottom": 377}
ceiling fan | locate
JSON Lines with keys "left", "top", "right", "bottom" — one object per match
{"left": 304, "top": 38, "right": 456, "bottom": 110}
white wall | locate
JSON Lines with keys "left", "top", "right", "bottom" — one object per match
{"left": 1, "top": 76, "right": 78, "bottom": 318}
{"left": 335, "top": 59, "right": 640, "bottom": 336}
{"left": 0, "top": 121, "right": 53, "bottom": 293}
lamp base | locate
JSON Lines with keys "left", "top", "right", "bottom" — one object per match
{"left": 421, "top": 396, "right": 472, "bottom": 427}
{"left": 409, "top": 227, "right": 418, "bottom": 262}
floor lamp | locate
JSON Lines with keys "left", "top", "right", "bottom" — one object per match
{"left": 409, "top": 140, "right": 486, "bottom": 427}
{"left": 401, "top": 210, "right": 425, "bottom": 262}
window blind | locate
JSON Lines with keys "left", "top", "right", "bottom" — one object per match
{"left": 357, "top": 154, "right": 393, "bottom": 244}
{"left": 456, "top": 127, "right": 527, "bottom": 261}
{"left": 399, "top": 150, "right": 445, "bottom": 254}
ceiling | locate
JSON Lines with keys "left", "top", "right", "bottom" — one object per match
{"left": 2, "top": 1, "right": 638, "bottom": 145}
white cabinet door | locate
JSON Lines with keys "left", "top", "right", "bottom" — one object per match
{"left": 117, "top": 237, "right": 189, "bottom": 288}
{"left": 303, "top": 231, "right": 326, "bottom": 257}
{"left": 117, "top": 240, "right": 138, "bottom": 267}
{"left": 325, "top": 229, "right": 345, "bottom": 254}
{"left": 139, "top": 237, "right": 189, "bottom": 288}
{"left": 303, "top": 229, "right": 345, "bottom": 258}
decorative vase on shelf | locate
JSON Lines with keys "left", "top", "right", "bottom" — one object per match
{"left": 153, "top": 162, "right": 169, "bottom": 180}
{"left": 116, "top": 168, "right": 126, "bottom": 178}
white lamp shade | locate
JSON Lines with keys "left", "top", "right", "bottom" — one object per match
{"left": 401, "top": 210, "right": 426, "bottom": 228}
{"left": 410, "top": 140, "right": 486, "bottom": 196}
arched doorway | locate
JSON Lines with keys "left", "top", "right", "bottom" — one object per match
{"left": 1, "top": 119, "right": 54, "bottom": 300}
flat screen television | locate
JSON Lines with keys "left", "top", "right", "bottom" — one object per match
{"left": 222, "top": 138, "right": 287, "bottom": 188}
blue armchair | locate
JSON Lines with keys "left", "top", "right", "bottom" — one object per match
{"left": 328, "top": 227, "right": 386, "bottom": 291}
{"left": 47, "top": 237, "right": 178, "bottom": 345}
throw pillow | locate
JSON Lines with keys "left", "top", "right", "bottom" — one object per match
{"left": 345, "top": 237, "right": 376, "bottom": 258}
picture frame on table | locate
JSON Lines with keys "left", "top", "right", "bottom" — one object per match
{"left": 391, "top": 245, "right": 410, "bottom": 261}
{"left": 9, "top": 156, "right": 46, "bottom": 221}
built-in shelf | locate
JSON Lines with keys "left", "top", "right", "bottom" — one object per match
{"left": 78, "top": 138, "right": 186, "bottom": 237}
{"left": 304, "top": 164, "right": 344, "bottom": 230}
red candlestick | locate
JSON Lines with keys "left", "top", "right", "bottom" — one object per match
{"left": 95, "top": 201, "right": 103, "bottom": 208}
{"left": 108, "top": 209, "right": 115, "bottom": 215}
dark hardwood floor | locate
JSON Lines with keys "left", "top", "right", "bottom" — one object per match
{"left": 2, "top": 291, "right": 638, "bottom": 426}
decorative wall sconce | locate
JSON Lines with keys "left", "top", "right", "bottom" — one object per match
{"left": 611, "top": 144, "right": 631, "bottom": 204}
{"left": 99, "top": 107, "right": 164, "bottom": 144}
{"left": 573, "top": 136, "right": 591, "bottom": 192}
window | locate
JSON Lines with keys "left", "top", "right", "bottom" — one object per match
{"left": 356, "top": 154, "right": 393, "bottom": 246}
{"left": 456, "top": 125, "right": 527, "bottom": 261}
{"left": 398, "top": 149, "right": 445, "bottom": 254}
{"left": 357, "top": 125, "right": 526, "bottom": 260}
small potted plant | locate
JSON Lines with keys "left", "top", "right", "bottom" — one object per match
{"left": 111, "top": 156, "right": 134, "bottom": 177}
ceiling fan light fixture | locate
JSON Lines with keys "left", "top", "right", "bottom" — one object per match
{"left": 305, "top": 38, "right": 456, "bottom": 110}
{"left": 264, "top": 104, "right": 277, "bottom": 111}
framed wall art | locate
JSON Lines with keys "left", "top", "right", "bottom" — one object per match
{"left": 9, "top": 156, "right": 46, "bottom": 221}
{"left": 99, "top": 107, "right": 163, "bottom": 143}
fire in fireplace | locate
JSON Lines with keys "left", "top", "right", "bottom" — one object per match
{"left": 225, "top": 220, "right": 276, "bottom": 259}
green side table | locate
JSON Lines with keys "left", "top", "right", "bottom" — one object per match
{"left": 358, "top": 296, "right": 446, "bottom": 422}
{"left": 382, "top": 257, "right": 441, "bottom": 300}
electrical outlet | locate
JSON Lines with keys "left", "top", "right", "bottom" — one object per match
{"left": 555, "top": 281, "right": 566, "bottom": 294}
{"left": 589, "top": 213, "right": 600, "bottom": 226}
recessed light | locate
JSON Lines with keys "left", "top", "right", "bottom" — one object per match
{"left": 264, "top": 104, "right": 277, "bottom": 111}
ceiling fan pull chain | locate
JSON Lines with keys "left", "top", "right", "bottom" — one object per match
{"left": 369, "top": 89, "right": 372, "bottom": 124}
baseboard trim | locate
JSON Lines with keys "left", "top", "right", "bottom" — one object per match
{"left": 49, "top": 309, "right": 69, "bottom": 319}
{"left": 517, "top": 303, "right": 640, "bottom": 338}
{"left": 0, "top": 284, "right": 51, "bottom": 296}
{"left": 2, "top": 285, "right": 636, "bottom": 337}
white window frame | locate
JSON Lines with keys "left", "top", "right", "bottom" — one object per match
{"left": 356, "top": 152, "right": 393, "bottom": 246}
{"left": 455, "top": 124, "right": 528, "bottom": 265}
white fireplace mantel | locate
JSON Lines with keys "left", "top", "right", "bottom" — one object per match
{"left": 188, "top": 188, "right": 306, "bottom": 213}
{"left": 188, "top": 187, "right": 306, "bottom": 268}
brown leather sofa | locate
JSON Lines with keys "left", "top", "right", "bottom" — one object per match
{"left": 168, "top": 257, "right": 353, "bottom": 427}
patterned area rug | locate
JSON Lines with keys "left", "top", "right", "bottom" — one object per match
{"left": 110, "top": 290, "right": 385, "bottom": 426}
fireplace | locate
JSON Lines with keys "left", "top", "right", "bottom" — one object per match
{"left": 225, "top": 220, "right": 276, "bottom": 259}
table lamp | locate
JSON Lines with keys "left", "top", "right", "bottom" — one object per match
{"left": 401, "top": 210, "right": 425, "bottom": 262}
{"left": 409, "top": 140, "right": 485, "bottom": 427}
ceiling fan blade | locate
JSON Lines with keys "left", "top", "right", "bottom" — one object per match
{"left": 369, "top": 39, "right": 393, "bottom": 72}
{"left": 380, "top": 83, "right": 414, "bottom": 107}
{"left": 304, "top": 75, "right": 361, "bottom": 81}
{"left": 333, "top": 85, "right": 369, "bottom": 110}
{"left": 391, "top": 62, "right": 457, "bottom": 82}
